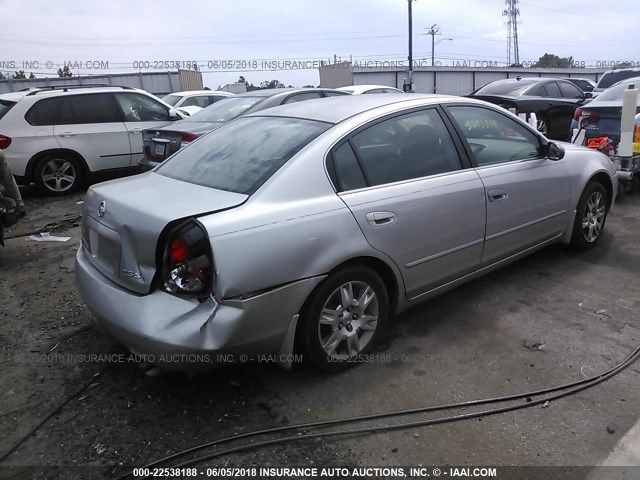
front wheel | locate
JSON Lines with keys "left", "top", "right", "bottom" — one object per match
{"left": 570, "top": 181, "right": 609, "bottom": 250}
{"left": 300, "top": 266, "right": 389, "bottom": 371}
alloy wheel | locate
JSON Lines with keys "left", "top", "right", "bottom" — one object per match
{"left": 582, "top": 191, "right": 605, "bottom": 243}
{"left": 41, "top": 159, "right": 77, "bottom": 193}
{"left": 317, "top": 280, "right": 379, "bottom": 360}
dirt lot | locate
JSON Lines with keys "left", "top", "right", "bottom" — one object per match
{"left": 0, "top": 184, "right": 639, "bottom": 480}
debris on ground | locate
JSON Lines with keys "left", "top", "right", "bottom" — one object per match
{"left": 523, "top": 339, "right": 546, "bottom": 351}
{"left": 27, "top": 232, "right": 71, "bottom": 242}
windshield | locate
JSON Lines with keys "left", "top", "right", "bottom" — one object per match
{"left": 157, "top": 116, "right": 331, "bottom": 194}
{"left": 597, "top": 71, "right": 640, "bottom": 89}
{"left": 474, "top": 79, "right": 539, "bottom": 96}
{"left": 0, "top": 99, "right": 16, "bottom": 121}
{"left": 593, "top": 80, "right": 640, "bottom": 104}
{"left": 161, "top": 94, "right": 181, "bottom": 106}
{"left": 184, "top": 96, "right": 265, "bottom": 123}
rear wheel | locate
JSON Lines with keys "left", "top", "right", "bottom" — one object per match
{"left": 570, "top": 181, "right": 609, "bottom": 250}
{"left": 35, "top": 154, "right": 84, "bottom": 196}
{"left": 536, "top": 114, "right": 549, "bottom": 136}
{"left": 300, "top": 266, "right": 389, "bottom": 371}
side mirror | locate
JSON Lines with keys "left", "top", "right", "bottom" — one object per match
{"left": 584, "top": 92, "right": 593, "bottom": 99}
{"left": 168, "top": 107, "right": 180, "bottom": 120}
{"left": 546, "top": 142, "right": 565, "bottom": 161}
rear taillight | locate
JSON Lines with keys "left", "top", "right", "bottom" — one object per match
{"left": 180, "top": 132, "right": 198, "bottom": 148}
{"left": 162, "top": 220, "right": 213, "bottom": 298}
{"left": 574, "top": 108, "right": 600, "bottom": 123}
{"left": 0, "top": 134, "right": 12, "bottom": 149}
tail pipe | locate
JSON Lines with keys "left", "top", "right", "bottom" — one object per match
{"left": 616, "top": 170, "right": 634, "bottom": 181}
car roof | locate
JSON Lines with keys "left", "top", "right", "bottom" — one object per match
{"left": 337, "top": 84, "right": 401, "bottom": 92}
{"left": 236, "top": 87, "right": 342, "bottom": 97}
{"left": 4, "top": 85, "right": 147, "bottom": 100}
{"left": 245, "top": 93, "right": 472, "bottom": 124}
{"left": 168, "top": 90, "right": 234, "bottom": 97}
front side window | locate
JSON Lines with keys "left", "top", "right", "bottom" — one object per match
{"left": 559, "top": 82, "right": 584, "bottom": 99}
{"left": 113, "top": 93, "right": 170, "bottom": 122}
{"left": 347, "top": 109, "right": 462, "bottom": 187}
{"left": 157, "top": 116, "right": 331, "bottom": 195}
{"left": 447, "top": 105, "right": 541, "bottom": 166}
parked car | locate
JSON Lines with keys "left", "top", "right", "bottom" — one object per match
{"left": 564, "top": 77, "right": 596, "bottom": 93}
{"left": 572, "top": 77, "right": 640, "bottom": 145}
{"left": 591, "top": 68, "right": 640, "bottom": 98}
{"left": 337, "top": 85, "right": 404, "bottom": 94}
{"left": 469, "top": 77, "right": 591, "bottom": 141}
{"left": 139, "top": 88, "right": 350, "bottom": 171}
{"left": 161, "top": 90, "right": 234, "bottom": 110}
{"left": 76, "top": 94, "right": 617, "bottom": 373}
{"left": 0, "top": 85, "right": 184, "bottom": 195}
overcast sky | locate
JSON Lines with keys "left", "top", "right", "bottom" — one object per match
{"left": 1, "top": 0, "right": 636, "bottom": 89}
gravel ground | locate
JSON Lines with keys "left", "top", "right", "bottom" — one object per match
{"left": 0, "top": 184, "right": 638, "bottom": 480}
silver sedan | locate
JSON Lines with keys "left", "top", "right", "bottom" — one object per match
{"left": 75, "top": 94, "right": 618, "bottom": 372}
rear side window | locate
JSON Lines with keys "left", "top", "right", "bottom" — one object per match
{"left": 0, "top": 99, "right": 16, "bottom": 121}
{"left": 68, "top": 94, "right": 121, "bottom": 124}
{"left": 333, "top": 142, "right": 367, "bottom": 191}
{"left": 25, "top": 98, "right": 64, "bottom": 125}
{"left": 543, "top": 82, "right": 562, "bottom": 98}
{"left": 157, "top": 116, "right": 331, "bottom": 194}
{"left": 347, "top": 109, "right": 463, "bottom": 187}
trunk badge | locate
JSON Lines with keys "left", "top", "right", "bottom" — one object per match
{"left": 97, "top": 201, "right": 107, "bottom": 217}
{"left": 155, "top": 131, "right": 160, "bottom": 137}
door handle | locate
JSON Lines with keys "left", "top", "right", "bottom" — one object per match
{"left": 365, "top": 212, "right": 396, "bottom": 226}
{"left": 58, "top": 132, "right": 75, "bottom": 137}
{"left": 129, "top": 129, "right": 143, "bottom": 133}
{"left": 488, "top": 189, "right": 508, "bottom": 202}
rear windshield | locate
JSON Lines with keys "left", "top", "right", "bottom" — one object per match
{"left": 185, "top": 96, "right": 265, "bottom": 123}
{"left": 592, "top": 81, "right": 640, "bottom": 104}
{"left": 157, "top": 116, "right": 331, "bottom": 194}
{"left": 161, "top": 94, "right": 181, "bottom": 106}
{"left": 597, "top": 71, "right": 640, "bottom": 89}
{"left": 0, "top": 99, "right": 16, "bottom": 121}
{"left": 474, "top": 79, "right": 539, "bottom": 96}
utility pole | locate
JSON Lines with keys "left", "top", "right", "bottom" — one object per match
{"left": 426, "top": 24, "right": 439, "bottom": 67}
{"left": 503, "top": 0, "right": 521, "bottom": 66}
{"left": 406, "top": 0, "right": 414, "bottom": 92}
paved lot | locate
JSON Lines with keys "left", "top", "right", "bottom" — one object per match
{"left": 0, "top": 183, "right": 639, "bottom": 479}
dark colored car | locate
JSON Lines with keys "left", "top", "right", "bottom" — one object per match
{"left": 469, "top": 77, "right": 591, "bottom": 141}
{"left": 573, "top": 77, "right": 640, "bottom": 145}
{"left": 139, "top": 88, "right": 350, "bottom": 171}
{"left": 564, "top": 77, "right": 596, "bottom": 93}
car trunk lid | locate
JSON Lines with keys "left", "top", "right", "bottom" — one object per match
{"left": 82, "top": 172, "right": 247, "bottom": 294}
{"left": 143, "top": 121, "right": 222, "bottom": 161}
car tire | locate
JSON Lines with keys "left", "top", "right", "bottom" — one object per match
{"left": 35, "top": 154, "right": 84, "bottom": 196}
{"left": 536, "top": 114, "right": 549, "bottom": 136}
{"left": 570, "top": 181, "right": 609, "bottom": 251}
{"left": 299, "top": 266, "right": 389, "bottom": 372}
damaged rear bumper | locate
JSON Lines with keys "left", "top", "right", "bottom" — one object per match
{"left": 75, "top": 246, "right": 324, "bottom": 371}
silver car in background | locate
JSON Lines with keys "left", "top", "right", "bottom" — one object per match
{"left": 75, "top": 95, "right": 617, "bottom": 372}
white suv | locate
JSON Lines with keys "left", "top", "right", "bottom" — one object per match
{"left": 0, "top": 85, "right": 183, "bottom": 195}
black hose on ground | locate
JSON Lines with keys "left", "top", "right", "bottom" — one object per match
{"left": 120, "top": 344, "right": 640, "bottom": 479}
